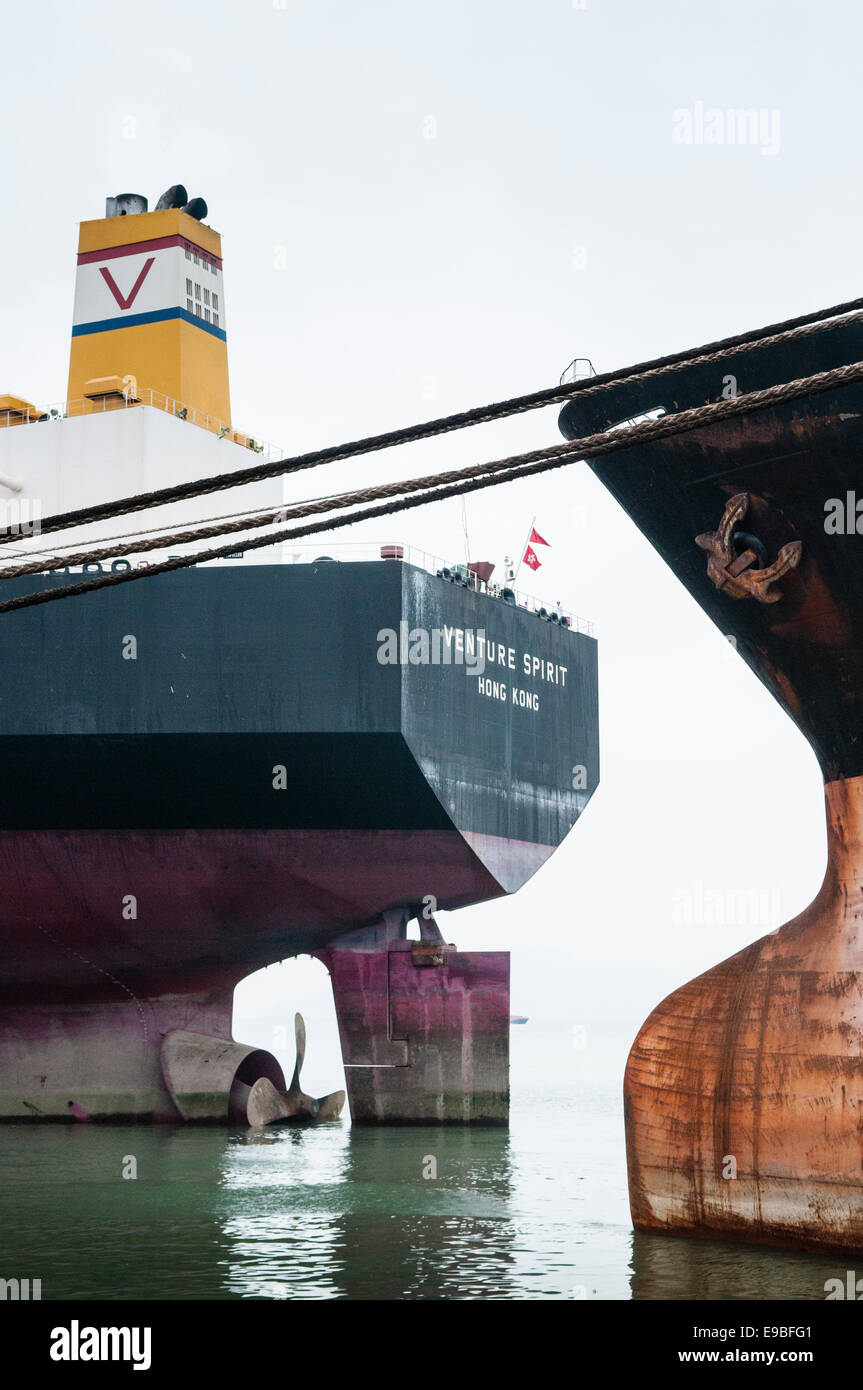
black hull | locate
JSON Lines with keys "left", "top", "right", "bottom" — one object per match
{"left": 560, "top": 316, "right": 863, "bottom": 780}
{"left": 559, "top": 312, "right": 863, "bottom": 1253}
{"left": 0, "top": 560, "right": 599, "bottom": 995}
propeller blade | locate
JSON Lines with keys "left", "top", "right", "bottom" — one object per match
{"left": 246, "top": 1076, "right": 291, "bottom": 1128}
{"left": 287, "top": 1012, "right": 306, "bottom": 1096}
{"left": 246, "top": 1013, "right": 345, "bottom": 1125}
{"left": 314, "top": 1089, "right": 346, "bottom": 1122}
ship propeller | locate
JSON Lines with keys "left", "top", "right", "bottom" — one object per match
{"left": 246, "top": 1013, "right": 345, "bottom": 1127}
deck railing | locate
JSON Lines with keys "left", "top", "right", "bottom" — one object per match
{"left": 0, "top": 389, "right": 287, "bottom": 462}
{"left": 559, "top": 358, "right": 597, "bottom": 386}
{"left": 1, "top": 398, "right": 595, "bottom": 634}
{"left": 281, "top": 541, "right": 594, "bottom": 634}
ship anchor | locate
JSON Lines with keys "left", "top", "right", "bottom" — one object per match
{"left": 246, "top": 1013, "right": 345, "bottom": 1127}
{"left": 695, "top": 492, "right": 802, "bottom": 604}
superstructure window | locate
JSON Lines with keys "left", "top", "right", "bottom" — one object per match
{"left": 204, "top": 308, "right": 211, "bottom": 323}
{"left": 213, "top": 313, "right": 219, "bottom": 328}
{"left": 212, "top": 293, "right": 219, "bottom": 310}
{"left": 203, "top": 288, "right": 210, "bottom": 306}
{"left": 185, "top": 278, "right": 192, "bottom": 296}
{"left": 194, "top": 283, "right": 201, "bottom": 300}
{"left": 186, "top": 297, "right": 194, "bottom": 314}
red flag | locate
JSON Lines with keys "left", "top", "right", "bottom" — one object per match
{"left": 523, "top": 545, "right": 542, "bottom": 572}
{"left": 529, "top": 528, "right": 550, "bottom": 547}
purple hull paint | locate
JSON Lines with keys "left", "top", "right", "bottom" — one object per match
{"left": 318, "top": 939, "right": 510, "bottom": 1124}
{"left": 0, "top": 827, "right": 521, "bottom": 1121}
{"left": 0, "top": 561, "right": 598, "bottom": 1121}
{"left": 0, "top": 827, "right": 546, "bottom": 1001}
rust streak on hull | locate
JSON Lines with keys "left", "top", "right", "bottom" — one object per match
{"left": 625, "top": 776, "right": 863, "bottom": 1255}
{"left": 559, "top": 319, "right": 863, "bottom": 1253}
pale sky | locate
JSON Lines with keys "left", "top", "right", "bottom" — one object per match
{"left": 1, "top": 0, "right": 849, "bottom": 1082}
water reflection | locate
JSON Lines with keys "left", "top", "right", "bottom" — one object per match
{"left": 628, "top": 1230, "right": 842, "bottom": 1302}
{"left": 0, "top": 1097, "right": 848, "bottom": 1301}
{"left": 219, "top": 1124, "right": 517, "bottom": 1299}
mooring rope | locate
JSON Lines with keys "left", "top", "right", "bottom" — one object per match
{"left": 3, "top": 353, "right": 862, "bottom": 614}
{"left": 0, "top": 489, "right": 356, "bottom": 565}
{"left": 4, "top": 293, "right": 863, "bottom": 548}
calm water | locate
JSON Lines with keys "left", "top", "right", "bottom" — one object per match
{"left": 0, "top": 1023, "right": 843, "bottom": 1300}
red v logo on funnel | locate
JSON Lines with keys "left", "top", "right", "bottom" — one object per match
{"left": 99, "top": 257, "right": 155, "bottom": 310}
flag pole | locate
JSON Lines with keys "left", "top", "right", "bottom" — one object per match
{"left": 512, "top": 515, "right": 536, "bottom": 588}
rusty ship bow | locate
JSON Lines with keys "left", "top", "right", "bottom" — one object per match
{"left": 560, "top": 311, "right": 863, "bottom": 1255}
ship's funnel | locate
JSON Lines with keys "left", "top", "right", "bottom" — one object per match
{"left": 154, "top": 183, "right": 188, "bottom": 210}
{"left": 181, "top": 197, "right": 208, "bottom": 221}
{"left": 105, "top": 193, "right": 148, "bottom": 218}
{"left": 68, "top": 191, "right": 230, "bottom": 427}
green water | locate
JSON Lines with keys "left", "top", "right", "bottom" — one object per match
{"left": 0, "top": 1026, "right": 847, "bottom": 1300}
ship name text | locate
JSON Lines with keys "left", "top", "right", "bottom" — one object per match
{"left": 376, "top": 622, "right": 567, "bottom": 690}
